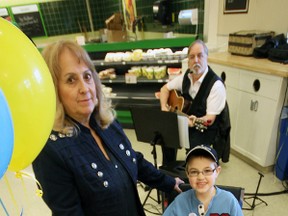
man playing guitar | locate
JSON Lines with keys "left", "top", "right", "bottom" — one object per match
{"left": 160, "top": 39, "right": 227, "bottom": 163}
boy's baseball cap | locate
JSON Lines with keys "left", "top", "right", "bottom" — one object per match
{"left": 186, "top": 144, "right": 219, "bottom": 165}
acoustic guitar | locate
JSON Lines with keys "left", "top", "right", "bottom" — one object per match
{"left": 167, "top": 89, "right": 191, "bottom": 114}
{"left": 167, "top": 89, "right": 209, "bottom": 132}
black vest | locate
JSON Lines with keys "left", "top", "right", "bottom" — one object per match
{"left": 181, "top": 67, "right": 231, "bottom": 162}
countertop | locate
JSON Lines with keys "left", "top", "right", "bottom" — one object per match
{"left": 208, "top": 52, "right": 288, "bottom": 77}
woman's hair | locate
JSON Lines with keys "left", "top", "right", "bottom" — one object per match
{"left": 42, "top": 40, "right": 116, "bottom": 134}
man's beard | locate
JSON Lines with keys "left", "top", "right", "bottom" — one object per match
{"left": 191, "top": 64, "right": 202, "bottom": 75}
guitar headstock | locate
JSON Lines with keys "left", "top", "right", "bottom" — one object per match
{"left": 194, "top": 119, "right": 211, "bottom": 132}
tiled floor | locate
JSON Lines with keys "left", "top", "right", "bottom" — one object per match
{"left": 0, "top": 129, "right": 287, "bottom": 215}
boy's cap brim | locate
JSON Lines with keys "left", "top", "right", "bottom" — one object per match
{"left": 186, "top": 144, "right": 219, "bottom": 165}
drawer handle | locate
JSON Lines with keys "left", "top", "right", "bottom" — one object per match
{"left": 250, "top": 100, "right": 258, "bottom": 111}
{"left": 250, "top": 100, "right": 254, "bottom": 111}
{"left": 254, "top": 100, "right": 258, "bottom": 111}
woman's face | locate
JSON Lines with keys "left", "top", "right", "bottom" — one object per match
{"left": 58, "top": 48, "right": 97, "bottom": 123}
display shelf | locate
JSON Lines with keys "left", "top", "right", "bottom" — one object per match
{"left": 86, "top": 39, "right": 191, "bottom": 128}
{"left": 93, "top": 59, "right": 182, "bottom": 66}
{"left": 100, "top": 75, "right": 169, "bottom": 84}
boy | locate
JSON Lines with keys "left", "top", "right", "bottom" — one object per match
{"left": 163, "top": 144, "right": 243, "bottom": 216}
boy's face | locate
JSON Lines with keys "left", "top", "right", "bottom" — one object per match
{"left": 186, "top": 156, "right": 221, "bottom": 195}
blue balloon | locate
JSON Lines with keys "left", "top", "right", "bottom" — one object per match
{"left": 0, "top": 89, "right": 14, "bottom": 179}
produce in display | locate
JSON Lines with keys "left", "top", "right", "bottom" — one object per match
{"left": 98, "top": 68, "right": 116, "bottom": 79}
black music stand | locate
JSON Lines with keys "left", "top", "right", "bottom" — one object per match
{"left": 243, "top": 172, "right": 268, "bottom": 210}
{"left": 130, "top": 106, "right": 182, "bottom": 207}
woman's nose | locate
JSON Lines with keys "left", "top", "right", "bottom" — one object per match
{"left": 79, "top": 80, "right": 88, "bottom": 93}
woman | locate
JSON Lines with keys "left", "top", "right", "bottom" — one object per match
{"left": 32, "top": 40, "right": 183, "bottom": 216}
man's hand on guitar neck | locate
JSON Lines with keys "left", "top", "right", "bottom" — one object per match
{"left": 188, "top": 115, "right": 213, "bottom": 132}
{"left": 188, "top": 115, "right": 197, "bottom": 127}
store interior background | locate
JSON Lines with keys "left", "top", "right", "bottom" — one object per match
{"left": 1, "top": 0, "right": 287, "bottom": 47}
{"left": 0, "top": 0, "right": 288, "bottom": 215}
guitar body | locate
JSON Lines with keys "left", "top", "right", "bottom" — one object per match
{"left": 168, "top": 89, "right": 192, "bottom": 114}
{"left": 168, "top": 90, "right": 185, "bottom": 112}
{"left": 167, "top": 90, "right": 208, "bottom": 132}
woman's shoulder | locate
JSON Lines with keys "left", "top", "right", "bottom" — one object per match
{"left": 44, "top": 130, "right": 76, "bottom": 151}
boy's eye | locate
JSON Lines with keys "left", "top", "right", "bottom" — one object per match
{"left": 190, "top": 171, "right": 198, "bottom": 175}
{"left": 203, "top": 169, "right": 214, "bottom": 175}
{"left": 187, "top": 168, "right": 216, "bottom": 177}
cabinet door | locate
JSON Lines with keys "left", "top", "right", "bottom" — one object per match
{"left": 234, "top": 92, "right": 277, "bottom": 166}
{"left": 209, "top": 63, "right": 240, "bottom": 89}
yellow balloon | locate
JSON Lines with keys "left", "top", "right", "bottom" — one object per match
{"left": 0, "top": 18, "right": 56, "bottom": 171}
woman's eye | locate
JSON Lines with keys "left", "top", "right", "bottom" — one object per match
{"left": 84, "top": 72, "right": 92, "bottom": 81}
{"left": 67, "top": 77, "right": 76, "bottom": 83}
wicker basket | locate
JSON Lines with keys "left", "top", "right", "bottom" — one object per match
{"left": 228, "top": 30, "right": 275, "bottom": 56}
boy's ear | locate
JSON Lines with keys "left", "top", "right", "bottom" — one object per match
{"left": 215, "top": 165, "right": 222, "bottom": 176}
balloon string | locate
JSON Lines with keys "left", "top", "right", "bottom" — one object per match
{"left": 14, "top": 171, "right": 43, "bottom": 216}
{"left": 0, "top": 198, "right": 10, "bottom": 216}
{"left": 4, "top": 175, "right": 19, "bottom": 213}
{"left": 15, "top": 171, "right": 43, "bottom": 197}
{"left": 15, "top": 172, "right": 30, "bottom": 215}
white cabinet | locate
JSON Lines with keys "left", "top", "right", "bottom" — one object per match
{"left": 209, "top": 63, "right": 287, "bottom": 168}
{"left": 235, "top": 91, "right": 277, "bottom": 166}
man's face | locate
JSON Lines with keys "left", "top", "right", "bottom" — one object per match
{"left": 188, "top": 43, "right": 208, "bottom": 75}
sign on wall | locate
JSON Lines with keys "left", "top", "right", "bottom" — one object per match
{"left": 11, "top": 4, "right": 46, "bottom": 37}
{"left": 224, "top": 0, "right": 249, "bottom": 14}
{"left": 0, "top": 8, "right": 9, "bottom": 18}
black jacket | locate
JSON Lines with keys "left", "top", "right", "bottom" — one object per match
{"left": 33, "top": 119, "right": 175, "bottom": 216}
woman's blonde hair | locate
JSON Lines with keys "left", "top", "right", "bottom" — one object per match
{"left": 42, "top": 40, "right": 115, "bottom": 135}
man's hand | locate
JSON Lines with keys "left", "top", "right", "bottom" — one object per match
{"left": 161, "top": 104, "right": 170, "bottom": 112}
{"left": 188, "top": 115, "right": 197, "bottom": 127}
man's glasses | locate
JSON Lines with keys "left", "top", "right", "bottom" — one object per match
{"left": 187, "top": 168, "right": 216, "bottom": 177}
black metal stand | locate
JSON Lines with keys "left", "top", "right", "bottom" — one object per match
{"left": 243, "top": 172, "right": 268, "bottom": 210}
{"left": 130, "top": 107, "right": 183, "bottom": 208}
{"left": 142, "top": 132, "right": 162, "bottom": 206}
